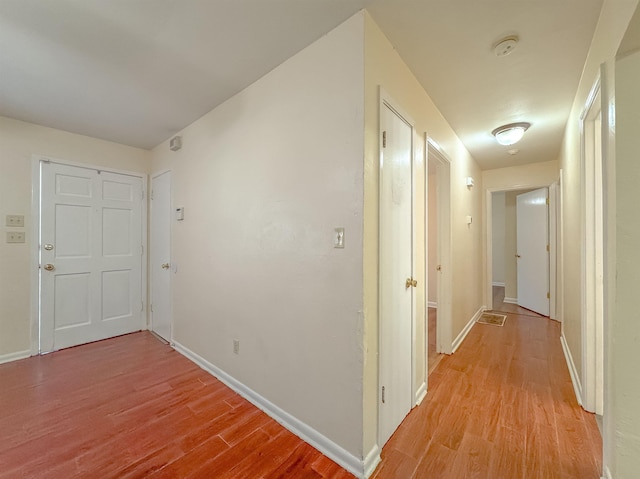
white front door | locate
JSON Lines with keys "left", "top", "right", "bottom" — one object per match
{"left": 516, "top": 187, "right": 549, "bottom": 316}
{"left": 379, "top": 99, "right": 414, "bottom": 447}
{"left": 40, "top": 162, "right": 144, "bottom": 352}
{"left": 150, "top": 171, "right": 172, "bottom": 342}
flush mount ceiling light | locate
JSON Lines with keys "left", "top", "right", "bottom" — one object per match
{"left": 491, "top": 122, "right": 531, "bottom": 146}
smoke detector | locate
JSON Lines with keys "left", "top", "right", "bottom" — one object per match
{"left": 493, "top": 36, "right": 519, "bottom": 57}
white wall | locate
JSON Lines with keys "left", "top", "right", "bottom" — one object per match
{"left": 613, "top": 43, "right": 640, "bottom": 479}
{"left": 491, "top": 192, "right": 505, "bottom": 286}
{"left": 0, "top": 116, "right": 150, "bottom": 361}
{"left": 151, "top": 13, "right": 365, "bottom": 460}
{"left": 556, "top": 0, "right": 640, "bottom": 475}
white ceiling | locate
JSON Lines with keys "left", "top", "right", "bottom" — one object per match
{"left": 0, "top": 0, "right": 604, "bottom": 170}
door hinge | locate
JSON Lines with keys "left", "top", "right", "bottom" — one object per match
{"left": 141, "top": 190, "right": 145, "bottom": 200}
{"left": 546, "top": 244, "right": 550, "bottom": 252}
{"left": 381, "top": 386, "right": 385, "bottom": 404}
{"left": 382, "top": 131, "right": 387, "bottom": 148}
{"left": 546, "top": 197, "right": 549, "bottom": 205}
{"left": 547, "top": 292, "right": 550, "bottom": 299}
{"left": 140, "top": 245, "right": 144, "bottom": 256}
{"left": 150, "top": 303, "right": 154, "bottom": 313}
{"left": 151, "top": 190, "right": 154, "bottom": 200}
{"left": 141, "top": 301, "right": 144, "bottom": 312}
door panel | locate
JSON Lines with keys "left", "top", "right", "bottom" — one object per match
{"left": 379, "top": 102, "right": 413, "bottom": 447}
{"left": 41, "top": 162, "right": 144, "bottom": 352}
{"left": 516, "top": 188, "right": 549, "bottom": 316}
{"left": 150, "top": 171, "right": 172, "bottom": 342}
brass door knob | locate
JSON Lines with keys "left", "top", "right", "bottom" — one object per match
{"left": 161, "top": 263, "right": 170, "bottom": 270}
{"left": 405, "top": 278, "right": 418, "bottom": 288}
{"left": 43, "top": 264, "right": 55, "bottom": 271}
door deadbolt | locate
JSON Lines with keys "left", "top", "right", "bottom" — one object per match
{"left": 44, "top": 244, "right": 54, "bottom": 251}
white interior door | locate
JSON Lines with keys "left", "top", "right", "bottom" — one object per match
{"left": 379, "top": 98, "right": 414, "bottom": 447}
{"left": 40, "top": 162, "right": 144, "bottom": 352}
{"left": 150, "top": 171, "right": 172, "bottom": 342}
{"left": 516, "top": 188, "right": 550, "bottom": 316}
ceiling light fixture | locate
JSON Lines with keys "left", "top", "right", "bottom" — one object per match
{"left": 491, "top": 122, "right": 531, "bottom": 146}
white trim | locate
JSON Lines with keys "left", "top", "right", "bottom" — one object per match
{"left": 504, "top": 297, "right": 518, "bottom": 304}
{"left": 602, "top": 465, "right": 612, "bottom": 479}
{"left": 363, "top": 445, "right": 381, "bottom": 479}
{"left": 427, "top": 301, "right": 438, "bottom": 309}
{"left": 415, "top": 381, "right": 427, "bottom": 405}
{"left": 0, "top": 350, "right": 31, "bottom": 365}
{"left": 452, "top": 306, "right": 484, "bottom": 353}
{"left": 560, "top": 331, "right": 583, "bottom": 406}
{"left": 173, "top": 341, "right": 366, "bottom": 479}
{"left": 492, "top": 281, "right": 505, "bottom": 287}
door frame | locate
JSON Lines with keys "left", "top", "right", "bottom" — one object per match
{"left": 377, "top": 88, "right": 422, "bottom": 446}
{"left": 30, "top": 155, "right": 148, "bottom": 355}
{"left": 150, "top": 169, "right": 173, "bottom": 343}
{"left": 426, "top": 138, "right": 453, "bottom": 355}
{"left": 580, "top": 72, "right": 604, "bottom": 415}
{"left": 484, "top": 183, "right": 557, "bottom": 318}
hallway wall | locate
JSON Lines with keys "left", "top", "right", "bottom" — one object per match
{"left": 557, "top": 0, "right": 640, "bottom": 476}
{"left": 151, "top": 13, "right": 365, "bottom": 462}
{"left": 0, "top": 116, "right": 150, "bottom": 361}
{"left": 363, "top": 11, "right": 484, "bottom": 461}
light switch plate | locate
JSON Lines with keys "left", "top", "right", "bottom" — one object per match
{"left": 6, "top": 232, "right": 25, "bottom": 243}
{"left": 6, "top": 215, "right": 24, "bottom": 227}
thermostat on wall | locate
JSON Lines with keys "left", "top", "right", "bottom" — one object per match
{"left": 176, "top": 207, "right": 184, "bottom": 221}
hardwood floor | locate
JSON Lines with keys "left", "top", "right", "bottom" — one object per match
{"left": 371, "top": 309, "right": 602, "bottom": 479}
{"left": 0, "top": 333, "right": 355, "bottom": 479}
{"left": 1, "top": 303, "right": 601, "bottom": 479}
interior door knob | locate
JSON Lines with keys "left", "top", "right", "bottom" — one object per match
{"left": 43, "top": 264, "right": 55, "bottom": 271}
{"left": 405, "top": 278, "right": 418, "bottom": 288}
{"left": 515, "top": 254, "right": 521, "bottom": 258}
{"left": 161, "top": 263, "right": 170, "bottom": 270}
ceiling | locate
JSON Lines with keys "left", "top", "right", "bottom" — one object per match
{"left": 0, "top": 0, "right": 604, "bottom": 170}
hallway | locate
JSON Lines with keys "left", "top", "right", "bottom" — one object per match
{"left": 372, "top": 310, "right": 602, "bottom": 478}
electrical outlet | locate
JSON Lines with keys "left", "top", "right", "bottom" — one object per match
{"left": 6, "top": 215, "right": 24, "bottom": 227}
{"left": 233, "top": 339, "right": 240, "bottom": 355}
{"left": 6, "top": 232, "right": 25, "bottom": 243}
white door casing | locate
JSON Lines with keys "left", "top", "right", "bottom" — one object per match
{"left": 40, "top": 161, "right": 144, "bottom": 352}
{"left": 516, "top": 188, "right": 550, "bottom": 316}
{"left": 378, "top": 93, "right": 414, "bottom": 447}
{"left": 150, "top": 171, "right": 172, "bottom": 342}
{"left": 581, "top": 74, "right": 604, "bottom": 415}
{"left": 427, "top": 139, "right": 453, "bottom": 355}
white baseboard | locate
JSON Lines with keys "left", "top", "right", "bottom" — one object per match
{"left": 415, "top": 381, "right": 427, "bottom": 405}
{"left": 560, "top": 332, "right": 583, "bottom": 406}
{"left": 602, "top": 465, "right": 612, "bottom": 479}
{"left": 492, "top": 281, "right": 505, "bottom": 287}
{"left": 173, "top": 341, "right": 366, "bottom": 478}
{"left": 504, "top": 297, "right": 518, "bottom": 304}
{"left": 427, "top": 301, "right": 438, "bottom": 309}
{"left": 363, "top": 444, "right": 381, "bottom": 478}
{"left": 0, "top": 349, "right": 31, "bottom": 365}
{"left": 452, "top": 306, "right": 484, "bottom": 353}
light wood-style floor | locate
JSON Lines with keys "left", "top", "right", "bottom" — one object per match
{"left": 1, "top": 293, "right": 601, "bottom": 478}
{"left": 372, "top": 292, "right": 602, "bottom": 479}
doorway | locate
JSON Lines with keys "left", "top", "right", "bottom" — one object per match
{"left": 581, "top": 74, "right": 604, "bottom": 415}
{"left": 378, "top": 92, "right": 415, "bottom": 447}
{"left": 150, "top": 171, "right": 172, "bottom": 343}
{"left": 426, "top": 139, "right": 452, "bottom": 368}
{"left": 36, "top": 158, "right": 146, "bottom": 353}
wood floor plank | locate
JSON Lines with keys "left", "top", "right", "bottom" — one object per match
{"left": 372, "top": 290, "right": 602, "bottom": 479}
